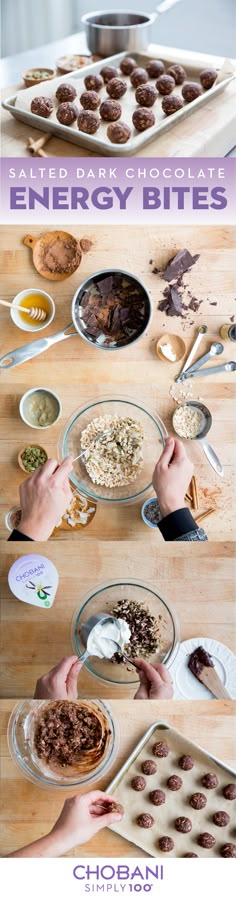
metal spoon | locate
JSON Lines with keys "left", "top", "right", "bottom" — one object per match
{"left": 173, "top": 401, "right": 224, "bottom": 477}
{"left": 72, "top": 430, "right": 112, "bottom": 463}
{"left": 176, "top": 325, "right": 208, "bottom": 383}
{"left": 178, "top": 342, "right": 223, "bottom": 379}
{"left": 180, "top": 361, "right": 236, "bottom": 380}
{"left": 79, "top": 613, "right": 141, "bottom": 670}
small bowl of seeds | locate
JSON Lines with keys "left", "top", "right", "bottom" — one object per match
{"left": 141, "top": 497, "right": 162, "bottom": 529}
{"left": 18, "top": 445, "right": 48, "bottom": 474}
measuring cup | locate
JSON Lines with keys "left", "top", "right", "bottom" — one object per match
{"left": 79, "top": 613, "right": 140, "bottom": 669}
{"left": 173, "top": 401, "right": 224, "bottom": 477}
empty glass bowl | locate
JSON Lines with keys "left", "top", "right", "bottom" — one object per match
{"left": 58, "top": 396, "right": 167, "bottom": 504}
{"left": 71, "top": 579, "right": 180, "bottom": 686}
{"left": 7, "top": 700, "right": 119, "bottom": 789}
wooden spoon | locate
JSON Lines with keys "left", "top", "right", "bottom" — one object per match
{"left": 0, "top": 299, "right": 46, "bottom": 321}
{"left": 194, "top": 666, "right": 231, "bottom": 699}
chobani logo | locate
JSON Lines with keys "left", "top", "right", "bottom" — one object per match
{"left": 16, "top": 563, "right": 45, "bottom": 581}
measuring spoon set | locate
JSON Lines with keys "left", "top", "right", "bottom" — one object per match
{"left": 176, "top": 326, "right": 236, "bottom": 383}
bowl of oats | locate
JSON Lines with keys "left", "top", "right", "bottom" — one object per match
{"left": 71, "top": 579, "right": 180, "bottom": 686}
{"left": 58, "top": 397, "right": 167, "bottom": 504}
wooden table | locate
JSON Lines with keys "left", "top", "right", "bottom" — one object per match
{"left": 0, "top": 541, "right": 235, "bottom": 699}
{"left": 0, "top": 698, "right": 235, "bottom": 857}
{"left": 1, "top": 45, "right": 236, "bottom": 158}
{"left": 0, "top": 224, "right": 235, "bottom": 541}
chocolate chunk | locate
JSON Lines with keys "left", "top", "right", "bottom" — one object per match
{"left": 163, "top": 249, "right": 200, "bottom": 282}
{"left": 106, "top": 78, "right": 127, "bottom": 99}
{"left": 178, "top": 755, "right": 194, "bottom": 771}
{"left": 97, "top": 275, "right": 114, "bottom": 295}
{"left": 56, "top": 83, "right": 77, "bottom": 103}
{"left": 131, "top": 776, "right": 146, "bottom": 791}
{"left": 198, "top": 833, "right": 216, "bottom": 849}
{"left": 149, "top": 790, "right": 166, "bottom": 806}
{"left": 175, "top": 817, "right": 192, "bottom": 833}
{"left": 223, "top": 783, "right": 236, "bottom": 800}
{"left": 137, "top": 813, "right": 154, "bottom": 828}
{"left": 202, "top": 773, "right": 218, "bottom": 789}
{"left": 188, "top": 646, "right": 214, "bottom": 679}
{"left": 159, "top": 836, "right": 174, "bottom": 852}
{"left": 200, "top": 68, "right": 217, "bottom": 90}
{"left": 190, "top": 793, "right": 207, "bottom": 810}
{"left": 167, "top": 775, "right": 183, "bottom": 791}
{"left": 130, "top": 68, "right": 149, "bottom": 88}
{"left": 220, "top": 843, "right": 236, "bottom": 858}
{"left": 141, "top": 759, "right": 157, "bottom": 776}
{"left": 120, "top": 56, "right": 136, "bottom": 75}
{"left": 153, "top": 741, "right": 169, "bottom": 758}
{"left": 213, "top": 811, "right": 230, "bottom": 827}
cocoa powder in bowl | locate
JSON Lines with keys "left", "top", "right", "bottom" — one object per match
{"left": 38, "top": 234, "right": 82, "bottom": 276}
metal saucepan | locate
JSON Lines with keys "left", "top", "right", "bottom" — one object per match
{"left": 0, "top": 269, "right": 152, "bottom": 369}
{"left": 82, "top": 1, "right": 182, "bottom": 56}
{"left": 173, "top": 400, "right": 224, "bottom": 478}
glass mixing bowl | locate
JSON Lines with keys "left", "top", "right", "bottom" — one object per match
{"left": 7, "top": 700, "right": 119, "bottom": 789}
{"left": 71, "top": 580, "right": 180, "bottom": 686}
{"left": 58, "top": 396, "right": 167, "bottom": 503}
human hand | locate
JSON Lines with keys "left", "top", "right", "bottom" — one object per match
{"left": 18, "top": 456, "right": 73, "bottom": 540}
{"left": 49, "top": 791, "right": 124, "bottom": 855}
{"left": 134, "top": 660, "right": 173, "bottom": 700}
{"left": 152, "top": 437, "right": 193, "bottom": 517}
{"left": 34, "top": 656, "right": 83, "bottom": 700}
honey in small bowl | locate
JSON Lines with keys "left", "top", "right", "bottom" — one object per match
{"left": 18, "top": 292, "right": 52, "bottom": 326}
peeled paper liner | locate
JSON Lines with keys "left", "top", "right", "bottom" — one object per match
{"left": 107, "top": 721, "right": 236, "bottom": 858}
{"left": 13, "top": 55, "right": 235, "bottom": 154}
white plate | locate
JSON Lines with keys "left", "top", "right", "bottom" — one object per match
{"left": 169, "top": 636, "right": 236, "bottom": 700}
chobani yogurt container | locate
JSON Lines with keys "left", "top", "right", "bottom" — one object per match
{"left": 8, "top": 555, "right": 59, "bottom": 608}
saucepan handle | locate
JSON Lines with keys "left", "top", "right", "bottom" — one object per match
{"left": 0, "top": 323, "right": 77, "bottom": 369}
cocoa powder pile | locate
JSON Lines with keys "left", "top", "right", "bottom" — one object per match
{"left": 39, "top": 234, "right": 82, "bottom": 275}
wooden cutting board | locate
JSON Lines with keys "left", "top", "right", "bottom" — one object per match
{"left": 1, "top": 44, "right": 236, "bottom": 157}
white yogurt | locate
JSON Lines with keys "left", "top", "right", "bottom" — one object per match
{"left": 87, "top": 617, "right": 131, "bottom": 660}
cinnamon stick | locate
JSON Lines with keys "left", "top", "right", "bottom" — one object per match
{"left": 27, "top": 134, "right": 51, "bottom": 152}
{"left": 191, "top": 475, "right": 199, "bottom": 510}
{"left": 185, "top": 491, "right": 193, "bottom": 503}
{"left": 195, "top": 507, "right": 216, "bottom": 525}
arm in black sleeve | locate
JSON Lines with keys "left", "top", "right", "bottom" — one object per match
{"left": 158, "top": 508, "right": 207, "bottom": 542}
{"left": 8, "top": 530, "right": 34, "bottom": 541}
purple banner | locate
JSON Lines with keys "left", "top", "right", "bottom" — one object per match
{"left": 1, "top": 157, "right": 235, "bottom": 224}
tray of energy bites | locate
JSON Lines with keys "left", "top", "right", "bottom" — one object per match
{"left": 107, "top": 721, "right": 236, "bottom": 857}
{"left": 3, "top": 52, "right": 235, "bottom": 156}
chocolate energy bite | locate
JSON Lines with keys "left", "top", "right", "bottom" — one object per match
{"left": 107, "top": 801, "right": 124, "bottom": 816}
{"left": 179, "top": 755, "right": 194, "bottom": 771}
{"left": 130, "top": 68, "right": 149, "bottom": 88}
{"left": 149, "top": 790, "right": 166, "bottom": 806}
{"left": 120, "top": 56, "right": 137, "bottom": 75}
{"left": 100, "top": 100, "right": 122, "bottom": 121}
{"left": 167, "top": 64, "right": 186, "bottom": 84}
{"left": 175, "top": 817, "right": 192, "bottom": 834}
{"left": 190, "top": 793, "right": 207, "bottom": 810}
{"left": 131, "top": 775, "right": 146, "bottom": 791}
{"left": 200, "top": 68, "right": 217, "bottom": 89}
{"left": 156, "top": 74, "right": 175, "bottom": 95}
{"left": 77, "top": 111, "right": 100, "bottom": 134}
{"left": 198, "top": 833, "right": 216, "bottom": 849}
{"left": 141, "top": 760, "right": 157, "bottom": 776}
{"left": 56, "top": 102, "right": 78, "bottom": 126}
{"left": 132, "top": 108, "right": 155, "bottom": 132}
{"left": 56, "top": 83, "right": 77, "bottom": 102}
{"left": 107, "top": 122, "right": 131, "bottom": 144}
{"left": 137, "top": 813, "right": 154, "bottom": 828}
{"left": 202, "top": 773, "right": 218, "bottom": 789}
{"left": 213, "top": 811, "right": 230, "bottom": 827}
{"left": 182, "top": 82, "right": 202, "bottom": 102}
{"left": 100, "top": 66, "right": 119, "bottom": 83}
{"left": 221, "top": 844, "right": 236, "bottom": 858}
{"left": 223, "top": 783, "right": 236, "bottom": 800}
{"left": 159, "top": 836, "right": 174, "bottom": 852}
{"left": 162, "top": 95, "right": 184, "bottom": 116}
{"left": 184, "top": 854, "right": 198, "bottom": 858}
{"left": 153, "top": 741, "right": 169, "bottom": 758}
{"left": 80, "top": 90, "right": 101, "bottom": 110}
{"left": 146, "top": 59, "right": 165, "bottom": 79}
{"left": 167, "top": 775, "right": 183, "bottom": 791}
{"left": 135, "top": 84, "right": 158, "bottom": 107}
{"left": 106, "top": 78, "right": 127, "bottom": 99}
{"left": 84, "top": 74, "right": 103, "bottom": 92}
{"left": 31, "top": 96, "right": 53, "bottom": 118}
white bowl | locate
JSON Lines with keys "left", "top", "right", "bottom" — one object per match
{"left": 11, "top": 289, "right": 55, "bottom": 332}
{"left": 19, "top": 388, "right": 62, "bottom": 429}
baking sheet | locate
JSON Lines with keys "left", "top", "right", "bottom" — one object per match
{"left": 107, "top": 721, "right": 236, "bottom": 857}
{"left": 2, "top": 53, "right": 235, "bottom": 157}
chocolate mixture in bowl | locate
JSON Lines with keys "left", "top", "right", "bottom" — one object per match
{"left": 33, "top": 701, "right": 111, "bottom": 774}
{"left": 110, "top": 598, "right": 164, "bottom": 663}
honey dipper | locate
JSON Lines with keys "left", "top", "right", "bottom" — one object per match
{"left": 0, "top": 299, "right": 47, "bottom": 322}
